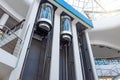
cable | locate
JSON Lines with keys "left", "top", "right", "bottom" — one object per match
{"left": 41, "top": 33, "right": 51, "bottom": 80}
{"left": 65, "top": 44, "right": 68, "bottom": 80}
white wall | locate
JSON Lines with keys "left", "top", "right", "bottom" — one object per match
{"left": 0, "top": 49, "right": 17, "bottom": 68}
{"left": 0, "top": 0, "right": 23, "bottom": 21}
{"left": 89, "top": 15, "right": 120, "bottom": 51}
{"left": 49, "top": 12, "right": 60, "bottom": 80}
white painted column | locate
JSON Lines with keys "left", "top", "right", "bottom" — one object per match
{"left": 72, "top": 23, "right": 83, "bottom": 80}
{"left": 85, "top": 31, "right": 98, "bottom": 80}
{"left": 13, "top": 39, "right": 22, "bottom": 57}
{"left": 49, "top": 11, "right": 60, "bottom": 80}
{"left": 0, "top": 13, "right": 9, "bottom": 29}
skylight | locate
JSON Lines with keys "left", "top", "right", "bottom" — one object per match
{"left": 64, "top": 0, "right": 120, "bottom": 21}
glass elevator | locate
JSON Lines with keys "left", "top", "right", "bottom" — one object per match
{"left": 59, "top": 15, "right": 76, "bottom": 80}
{"left": 21, "top": 2, "right": 54, "bottom": 80}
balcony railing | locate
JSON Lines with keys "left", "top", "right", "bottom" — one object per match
{"left": 95, "top": 59, "right": 120, "bottom": 77}
{"left": 0, "top": 20, "right": 24, "bottom": 57}
{"left": 95, "top": 59, "right": 120, "bottom": 65}
{"left": 96, "top": 66, "right": 120, "bottom": 77}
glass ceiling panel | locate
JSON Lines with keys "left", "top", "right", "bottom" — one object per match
{"left": 64, "top": 0, "right": 120, "bottom": 21}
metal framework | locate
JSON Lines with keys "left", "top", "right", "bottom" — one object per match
{"left": 97, "top": 66, "right": 120, "bottom": 77}
{"left": 64, "top": 0, "right": 120, "bottom": 20}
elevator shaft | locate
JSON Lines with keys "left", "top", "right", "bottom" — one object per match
{"left": 59, "top": 43, "right": 76, "bottom": 80}
{"left": 21, "top": 32, "right": 53, "bottom": 80}
{"left": 78, "top": 32, "right": 95, "bottom": 80}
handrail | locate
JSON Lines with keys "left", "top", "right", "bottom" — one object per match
{"left": 0, "top": 25, "right": 22, "bottom": 41}
{"left": 11, "top": 19, "right": 25, "bottom": 31}
{"left": 14, "top": 19, "right": 25, "bottom": 27}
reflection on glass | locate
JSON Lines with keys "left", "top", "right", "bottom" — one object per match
{"left": 63, "top": 18, "right": 71, "bottom": 31}
{"left": 40, "top": 6, "right": 52, "bottom": 21}
{"left": 61, "top": 16, "right": 72, "bottom": 33}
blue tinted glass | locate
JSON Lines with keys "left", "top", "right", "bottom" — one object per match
{"left": 63, "top": 18, "right": 71, "bottom": 31}
{"left": 41, "top": 6, "right": 52, "bottom": 20}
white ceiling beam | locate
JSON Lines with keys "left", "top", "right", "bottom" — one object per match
{"left": 0, "top": 0, "right": 24, "bottom": 22}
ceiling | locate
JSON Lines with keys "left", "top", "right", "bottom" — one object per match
{"left": 0, "top": 8, "right": 18, "bottom": 29}
{"left": 92, "top": 45, "right": 120, "bottom": 58}
{"left": 89, "top": 24, "right": 120, "bottom": 50}
{"left": 3, "top": 0, "right": 31, "bottom": 18}
{"left": 88, "top": 14, "right": 120, "bottom": 57}
{"left": 65, "top": 0, "right": 120, "bottom": 20}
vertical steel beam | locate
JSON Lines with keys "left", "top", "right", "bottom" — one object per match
{"left": 85, "top": 31, "right": 98, "bottom": 80}
{"left": 72, "top": 23, "right": 83, "bottom": 80}
{"left": 9, "top": 1, "right": 40, "bottom": 80}
{"left": 49, "top": 11, "right": 60, "bottom": 80}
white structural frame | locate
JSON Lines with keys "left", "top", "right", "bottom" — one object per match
{"left": 0, "top": 13, "right": 9, "bottom": 29}
{"left": 72, "top": 22, "right": 84, "bottom": 80}
{"left": 85, "top": 31, "right": 98, "bottom": 80}
{"left": 9, "top": 0, "right": 40, "bottom": 80}
{"left": 3, "top": 0, "right": 97, "bottom": 80}
{"left": 49, "top": 10, "right": 61, "bottom": 80}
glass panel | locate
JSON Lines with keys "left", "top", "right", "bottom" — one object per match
{"left": 40, "top": 6, "right": 52, "bottom": 21}
{"left": 62, "top": 17, "right": 72, "bottom": 33}
{"left": 0, "top": 21, "right": 24, "bottom": 56}
{"left": 63, "top": 18, "right": 71, "bottom": 31}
